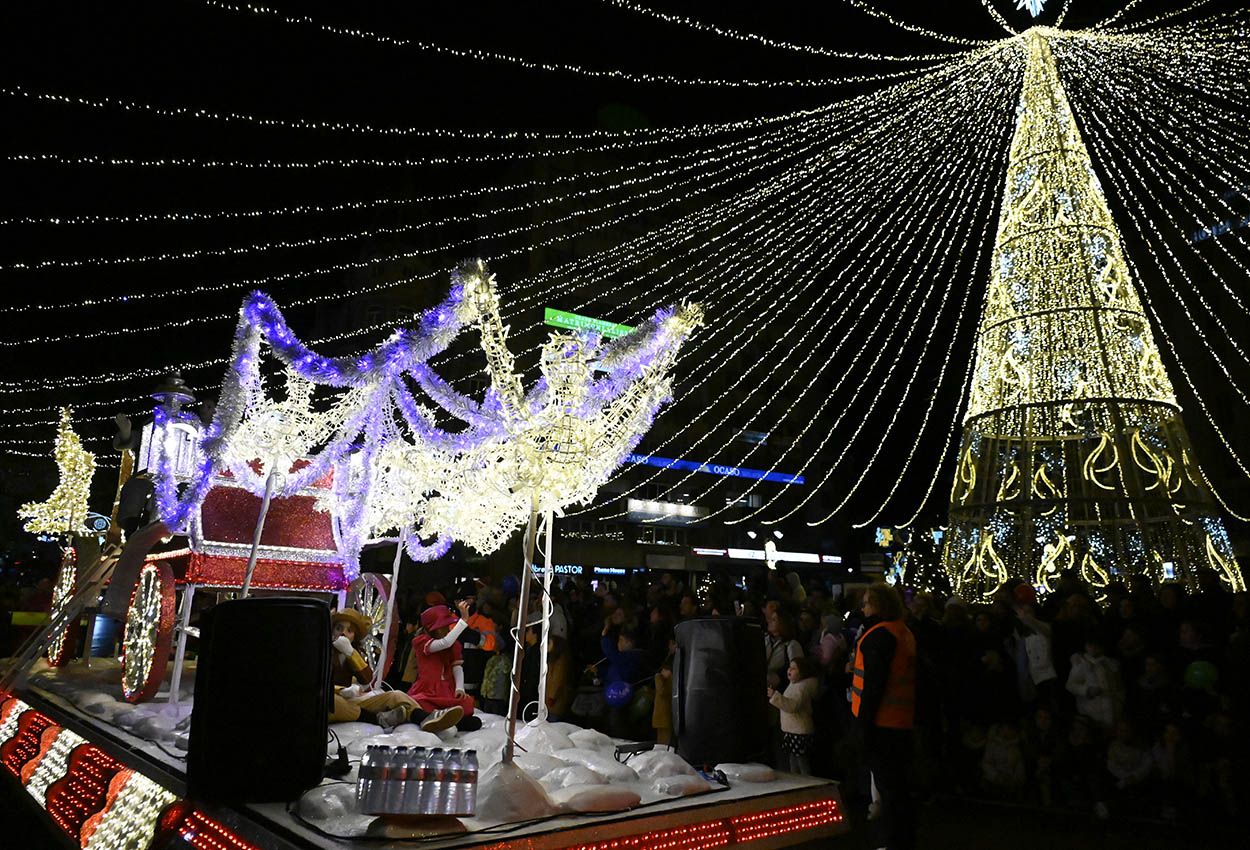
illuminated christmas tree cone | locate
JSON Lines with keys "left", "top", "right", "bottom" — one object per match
{"left": 942, "top": 30, "right": 1245, "bottom": 601}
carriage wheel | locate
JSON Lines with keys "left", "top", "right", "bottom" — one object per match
{"left": 346, "top": 574, "right": 397, "bottom": 680}
{"left": 45, "top": 548, "right": 80, "bottom": 667}
{"left": 121, "top": 562, "right": 176, "bottom": 703}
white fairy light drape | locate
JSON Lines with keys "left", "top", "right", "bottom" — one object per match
{"left": 3, "top": 2, "right": 1248, "bottom": 540}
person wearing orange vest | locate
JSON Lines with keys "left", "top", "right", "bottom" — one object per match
{"left": 851, "top": 582, "right": 917, "bottom": 850}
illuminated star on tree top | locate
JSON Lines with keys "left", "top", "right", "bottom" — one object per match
{"left": 1016, "top": 0, "right": 1047, "bottom": 17}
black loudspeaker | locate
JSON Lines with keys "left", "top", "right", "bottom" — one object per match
{"left": 188, "top": 597, "right": 331, "bottom": 803}
{"left": 671, "top": 617, "right": 768, "bottom": 766}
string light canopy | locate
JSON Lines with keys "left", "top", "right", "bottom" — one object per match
{"left": 1, "top": 2, "right": 1248, "bottom": 559}
{"left": 17, "top": 408, "right": 96, "bottom": 536}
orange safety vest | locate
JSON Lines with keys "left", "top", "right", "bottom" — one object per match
{"left": 466, "top": 612, "right": 498, "bottom": 652}
{"left": 850, "top": 619, "right": 917, "bottom": 729}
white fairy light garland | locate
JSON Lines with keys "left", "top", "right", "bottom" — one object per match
{"left": 839, "top": 0, "right": 998, "bottom": 47}
{"left": 577, "top": 44, "right": 1020, "bottom": 522}
{"left": 594, "top": 0, "right": 971, "bottom": 62}
{"left": 199, "top": 0, "right": 949, "bottom": 89}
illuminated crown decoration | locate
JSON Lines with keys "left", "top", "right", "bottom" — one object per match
{"left": 150, "top": 260, "right": 699, "bottom": 577}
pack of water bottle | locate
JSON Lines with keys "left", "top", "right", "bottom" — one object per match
{"left": 356, "top": 746, "right": 478, "bottom": 816}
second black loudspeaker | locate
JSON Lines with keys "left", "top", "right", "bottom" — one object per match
{"left": 188, "top": 596, "right": 331, "bottom": 803}
{"left": 671, "top": 617, "right": 768, "bottom": 766}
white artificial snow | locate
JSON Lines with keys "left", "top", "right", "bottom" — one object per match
{"left": 550, "top": 748, "right": 640, "bottom": 783}
{"left": 515, "top": 722, "right": 575, "bottom": 753}
{"left": 715, "top": 762, "right": 776, "bottom": 783}
{"left": 548, "top": 784, "right": 642, "bottom": 813}
{"left": 540, "top": 764, "right": 605, "bottom": 790}
{"left": 514, "top": 752, "right": 568, "bottom": 781}
{"left": 652, "top": 774, "right": 714, "bottom": 796}
{"left": 567, "top": 727, "right": 615, "bottom": 751}
{"left": 475, "top": 761, "right": 561, "bottom": 821}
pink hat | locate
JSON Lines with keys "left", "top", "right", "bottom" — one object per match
{"left": 420, "top": 605, "right": 458, "bottom": 633}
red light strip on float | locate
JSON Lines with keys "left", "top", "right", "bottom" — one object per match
{"left": 508, "top": 798, "right": 842, "bottom": 850}
{"left": 23, "top": 725, "right": 87, "bottom": 805}
{"left": 562, "top": 820, "right": 732, "bottom": 850}
{"left": 729, "top": 799, "right": 845, "bottom": 842}
{"left": 156, "top": 802, "right": 265, "bottom": 850}
{"left": 0, "top": 696, "right": 29, "bottom": 741}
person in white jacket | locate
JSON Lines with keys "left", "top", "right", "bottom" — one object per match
{"left": 768, "top": 657, "right": 821, "bottom": 775}
{"left": 1065, "top": 634, "right": 1123, "bottom": 730}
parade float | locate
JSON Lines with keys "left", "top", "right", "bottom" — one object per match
{"left": 1, "top": 262, "right": 845, "bottom": 850}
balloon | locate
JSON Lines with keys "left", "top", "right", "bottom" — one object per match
{"left": 1184, "top": 660, "right": 1218, "bottom": 691}
{"left": 628, "top": 686, "right": 655, "bottom": 721}
{"left": 605, "top": 680, "right": 633, "bottom": 708}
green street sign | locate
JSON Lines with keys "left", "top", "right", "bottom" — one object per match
{"left": 543, "top": 307, "right": 633, "bottom": 338}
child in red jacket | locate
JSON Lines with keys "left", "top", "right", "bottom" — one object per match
{"left": 406, "top": 603, "right": 483, "bottom": 732}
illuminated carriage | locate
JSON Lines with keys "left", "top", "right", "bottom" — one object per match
{"left": 42, "top": 406, "right": 398, "bottom": 705}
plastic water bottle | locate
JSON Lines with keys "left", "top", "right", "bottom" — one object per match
{"left": 356, "top": 746, "right": 377, "bottom": 812}
{"left": 381, "top": 747, "right": 400, "bottom": 814}
{"left": 441, "top": 750, "right": 461, "bottom": 815}
{"left": 385, "top": 746, "right": 408, "bottom": 813}
{"left": 364, "top": 746, "right": 392, "bottom": 814}
{"left": 403, "top": 747, "right": 427, "bottom": 813}
{"left": 461, "top": 750, "right": 478, "bottom": 816}
{"left": 420, "top": 749, "right": 445, "bottom": 814}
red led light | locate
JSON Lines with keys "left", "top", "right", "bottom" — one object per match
{"left": 477, "top": 797, "right": 842, "bottom": 850}
{"left": 560, "top": 820, "right": 732, "bottom": 850}
{"left": 80, "top": 768, "right": 135, "bottom": 847}
{"left": 1, "top": 709, "right": 54, "bottom": 777}
{"left": 154, "top": 803, "right": 264, "bottom": 850}
{"left": 199, "top": 487, "right": 338, "bottom": 551}
{"left": 19, "top": 724, "right": 63, "bottom": 784}
{"left": 729, "top": 800, "right": 844, "bottom": 843}
{"left": 45, "top": 744, "right": 125, "bottom": 841}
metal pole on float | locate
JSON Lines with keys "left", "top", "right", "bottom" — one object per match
{"left": 502, "top": 492, "right": 540, "bottom": 764}
{"left": 371, "top": 540, "right": 405, "bottom": 691}
{"left": 534, "top": 510, "right": 555, "bottom": 724}
{"left": 240, "top": 466, "right": 279, "bottom": 598}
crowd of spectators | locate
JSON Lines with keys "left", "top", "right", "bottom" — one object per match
{"left": 393, "top": 566, "right": 1250, "bottom": 823}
